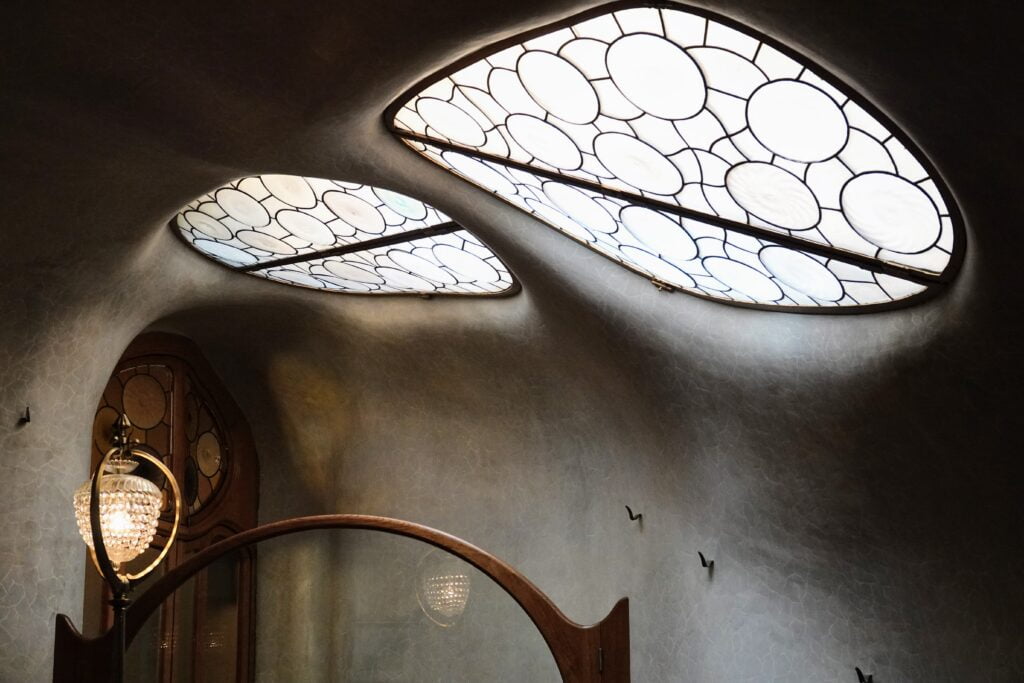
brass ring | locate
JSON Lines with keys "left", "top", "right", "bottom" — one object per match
{"left": 88, "top": 446, "right": 181, "bottom": 588}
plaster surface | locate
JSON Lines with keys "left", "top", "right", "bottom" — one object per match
{"left": 0, "top": 1, "right": 1021, "bottom": 681}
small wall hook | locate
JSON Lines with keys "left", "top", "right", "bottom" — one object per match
{"left": 855, "top": 666, "right": 873, "bottom": 683}
{"left": 624, "top": 505, "right": 642, "bottom": 522}
{"left": 17, "top": 406, "right": 30, "bottom": 425}
{"left": 698, "top": 551, "right": 714, "bottom": 569}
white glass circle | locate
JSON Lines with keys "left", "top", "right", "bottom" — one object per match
{"left": 389, "top": 250, "right": 457, "bottom": 284}
{"left": 262, "top": 175, "right": 316, "bottom": 208}
{"left": 704, "top": 257, "right": 783, "bottom": 301}
{"left": 621, "top": 206, "right": 697, "bottom": 261}
{"left": 375, "top": 188, "right": 428, "bottom": 220}
{"left": 747, "top": 80, "right": 849, "bottom": 162}
{"left": 517, "top": 51, "right": 599, "bottom": 124}
{"left": 759, "top": 246, "right": 844, "bottom": 301}
{"left": 726, "top": 162, "right": 820, "bottom": 230}
{"left": 444, "top": 153, "right": 516, "bottom": 195}
{"left": 526, "top": 198, "right": 596, "bottom": 242}
{"left": 840, "top": 172, "right": 941, "bottom": 253}
{"left": 506, "top": 114, "right": 582, "bottom": 169}
{"left": 325, "top": 260, "right": 385, "bottom": 284}
{"left": 216, "top": 188, "right": 269, "bottom": 227}
{"left": 277, "top": 210, "right": 335, "bottom": 246}
{"left": 594, "top": 133, "right": 683, "bottom": 195}
{"left": 267, "top": 270, "right": 324, "bottom": 288}
{"left": 193, "top": 239, "right": 258, "bottom": 266}
{"left": 377, "top": 267, "right": 435, "bottom": 291}
{"left": 236, "top": 230, "right": 296, "bottom": 255}
{"left": 323, "top": 192, "right": 386, "bottom": 234}
{"left": 607, "top": 34, "right": 706, "bottom": 119}
{"left": 315, "top": 275, "right": 374, "bottom": 291}
{"left": 619, "top": 246, "right": 696, "bottom": 288}
{"left": 543, "top": 183, "right": 617, "bottom": 234}
{"left": 184, "top": 211, "right": 231, "bottom": 240}
{"left": 417, "top": 98, "right": 487, "bottom": 146}
{"left": 435, "top": 245, "right": 499, "bottom": 283}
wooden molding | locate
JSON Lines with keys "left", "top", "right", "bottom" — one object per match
{"left": 55, "top": 514, "right": 629, "bottom": 682}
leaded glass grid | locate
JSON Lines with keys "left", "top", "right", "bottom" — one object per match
{"left": 173, "top": 175, "right": 517, "bottom": 296}
{"left": 386, "top": 1, "right": 965, "bottom": 312}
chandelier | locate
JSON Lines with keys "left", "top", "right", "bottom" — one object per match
{"left": 73, "top": 418, "right": 162, "bottom": 567}
{"left": 72, "top": 412, "right": 181, "bottom": 683}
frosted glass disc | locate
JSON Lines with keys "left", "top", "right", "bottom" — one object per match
{"left": 377, "top": 267, "right": 434, "bottom": 290}
{"left": 841, "top": 172, "right": 940, "bottom": 253}
{"left": 607, "top": 34, "right": 706, "bottom": 119}
{"left": 705, "top": 257, "right": 783, "bottom": 301}
{"left": 262, "top": 175, "right": 316, "bottom": 208}
{"left": 759, "top": 246, "right": 843, "bottom": 301}
{"left": 193, "top": 240, "right": 257, "bottom": 266}
{"left": 621, "top": 206, "right": 697, "bottom": 261}
{"left": 216, "top": 188, "right": 270, "bottom": 227}
{"left": 184, "top": 211, "right": 231, "bottom": 240}
{"left": 417, "top": 98, "right": 487, "bottom": 146}
{"left": 527, "top": 199, "right": 595, "bottom": 242}
{"left": 544, "top": 183, "right": 616, "bottom": 234}
{"left": 445, "top": 153, "right": 516, "bottom": 195}
{"left": 688, "top": 47, "right": 767, "bottom": 98}
{"left": 747, "top": 80, "right": 849, "bottom": 162}
{"left": 389, "top": 250, "right": 457, "bottom": 284}
{"left": 323, "top": 192, "right": 386, "bottom": 234}
{"left": 325, "top": 261, "right": 385, "bottom": 284}
{"left": 594, "top": 133, "right": 683, "bottom": 195}
{"left": 619, "top": 246, "right": 696, "bottom": 287}
{"left": 507, "top": 114, "right": 582, "bottom": 169}
{"left": 267, "top": 270, "right": 323, "bottom": 288}
{"left": 277, "top": 210, "right": 334, "bottom": 245}
{"left": 375, "top": 188, "right": 428, "bottom": 220}
{"left": 316, "top": 276, "right": 374, "bottom": 291}
{"left": 435, "top": 244, "right": 499, "bottom": 282}
{"left": 237, "top": 230, "right": 296, "bottom": 255}
{"left": 726, "top": 162, "right": 820, "bottom": 229}
{"left": 517, "top": 51, "right": 599, "bottom": 124}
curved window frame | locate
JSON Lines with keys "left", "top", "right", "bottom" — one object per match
{"left": 170, "top": 177, "right": 521, "bottom": 299}
{"left": 384, "top": 0, "right": 966, "bottom": 313}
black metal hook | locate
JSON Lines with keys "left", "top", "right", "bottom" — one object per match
{"left": 698, "top": 551, "right": 714, "bottom": 569}
{"left": 17, "top": 406, "right": 30, "bottom": 425}
{"left": 855, "top": 666, "right": 873, "bottom": 682}
{"left": 624, "top": 505, "right": 642, "bottom": 522}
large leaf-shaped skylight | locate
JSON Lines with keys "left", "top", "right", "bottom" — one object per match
{"left": 173, "top": 175, "right": 516, "bottom": 295}
{"left": 388, "top": 2, "right": 964, "bottom": 311}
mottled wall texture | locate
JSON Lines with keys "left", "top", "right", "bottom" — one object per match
{"left": 1, "top": 0, "right": 1021, "bottom": 681}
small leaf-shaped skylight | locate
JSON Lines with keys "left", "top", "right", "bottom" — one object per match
{"left": 174, "top": 175, "right": 517, "bottom": 295}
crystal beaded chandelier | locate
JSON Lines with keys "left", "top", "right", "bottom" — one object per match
{"left": 72, "top": 412, "right": 181, "bottom": 683}
{"left": 73, "top": 415, "right": 163, "bottom": 567}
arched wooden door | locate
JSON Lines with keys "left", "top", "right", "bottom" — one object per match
{"left": 85, "top": 332, "right": 259, "bottom": 682}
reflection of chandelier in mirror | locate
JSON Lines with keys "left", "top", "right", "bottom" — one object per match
{"left": 72, "top": 414, "right": 163, "bottom": 568}
{"left": 416, "top": 549, "right": 472, "bottom": 627}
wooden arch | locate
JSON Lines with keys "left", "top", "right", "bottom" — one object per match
{"left": 54, "top": 515, "right": 630, "bottom": 682}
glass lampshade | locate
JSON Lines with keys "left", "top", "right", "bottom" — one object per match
{"left": 416, "top": 550, "right": 471, "bottom": 627}
{"left": 73, "top": 463, "right": 163, "bottom": 567}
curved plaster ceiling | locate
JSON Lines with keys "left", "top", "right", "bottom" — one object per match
{"left": 388, "top": 1, "right": 965, "bottom": 312}
{"left": 174, "top": 175, "right": 517, "bottom": 296}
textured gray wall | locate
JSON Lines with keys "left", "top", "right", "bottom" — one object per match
{"left": 1, "top": 0, "right": 1022, "bottom": 681}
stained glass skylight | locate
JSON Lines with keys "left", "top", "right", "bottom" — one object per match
{"left": 387, "top": 2, "right": 964, "bottom": 311}
{"left": 173, "top": 175, "right": 516, "bottom": 295}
